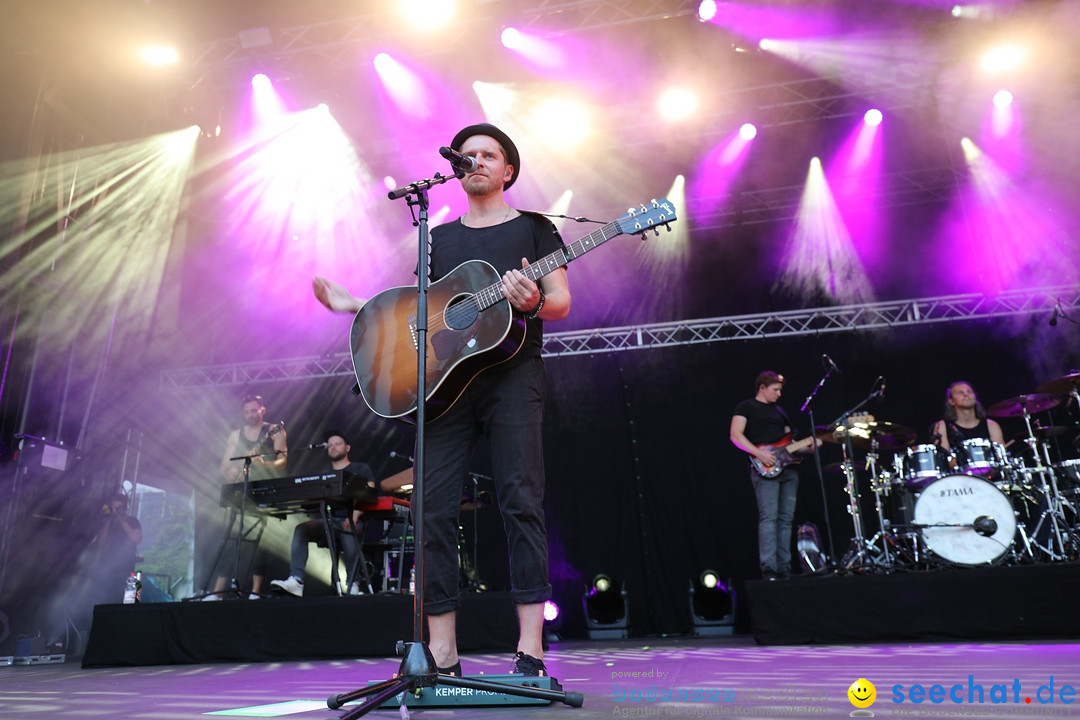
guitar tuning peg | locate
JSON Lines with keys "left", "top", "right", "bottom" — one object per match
{"left": 653, "top": 227, "right": 661, "bottom": 237}
{"left": 626, "top": 207, "right": 636, "bottom": 216}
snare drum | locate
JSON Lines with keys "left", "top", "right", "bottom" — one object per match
{"left": 913, "top": 474, "right": 1016, "bottom": 566}
{"left": 902, "top": 444, "right": 950, "bottom": 490}
{"left": 956, "top": 438, "right": 1008, "bottom": 477}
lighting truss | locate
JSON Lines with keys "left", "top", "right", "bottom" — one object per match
{"left": 689, "top": 164, "right": 966, "bottom": 230}
{"left": 160, "top": 285, "right": 1078, "bottom": 391}
{"left": 517, "top": 0, "right": 698, "bottom": 36}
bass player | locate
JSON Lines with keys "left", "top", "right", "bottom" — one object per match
{"left": 730, "top": 371, "right": 819, "bottom": 580}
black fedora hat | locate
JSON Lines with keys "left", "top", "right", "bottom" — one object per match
{"left": 450, "top": 123, "right": 520, "bottom": 190}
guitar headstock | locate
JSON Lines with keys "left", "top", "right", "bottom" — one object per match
{"left": 613, "top": 198, "right": 677, "bottom": 238}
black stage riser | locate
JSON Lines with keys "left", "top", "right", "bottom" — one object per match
{"left": 747, "top": 563, "right": 1080, "bottom": 645}
{"left": 82, "top": 591, "right": 518, "bottom": 667}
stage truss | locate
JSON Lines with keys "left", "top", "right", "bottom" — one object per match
{"left": 160, "top": 285, "right": 1078, "bottom": 391}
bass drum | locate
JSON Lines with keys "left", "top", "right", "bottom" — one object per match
{"left": 913, "top": 474, "right": 1016, "bottom": 566}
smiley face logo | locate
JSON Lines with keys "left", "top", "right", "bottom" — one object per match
{"left": 848, "top": 678, "right": 876, "bottom": 708}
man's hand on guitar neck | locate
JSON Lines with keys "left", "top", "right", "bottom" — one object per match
{"left": 313, "top": 276, "right": 366, "bottom": 314}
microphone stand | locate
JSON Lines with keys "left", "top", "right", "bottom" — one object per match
{"left": 801, "top": 366, "right": 838, "bottom": 564}
{"left": 326, "top": 171, "right": 581, "bottom": 718}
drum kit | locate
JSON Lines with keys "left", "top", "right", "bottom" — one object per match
{"left": 820, "top": 372, "right": 1080, "bottom": 571}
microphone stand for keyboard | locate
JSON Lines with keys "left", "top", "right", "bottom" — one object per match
{"left": 198, "top": 452, "right": 267, "bottom": 600}
{"left": 326, "top": 172, "right": 582, "bottom": 718}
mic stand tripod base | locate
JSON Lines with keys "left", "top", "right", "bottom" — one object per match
{"left": 327, "top": 642, "right": 583, "bottom": 719}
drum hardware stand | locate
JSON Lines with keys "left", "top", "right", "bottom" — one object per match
{"left": 831, "top": 384, "right": 888, "bottom": 573}
{"left": 326, "top": 172, "right": 582, "bottom": 719}
{"left": 862, "top": 442, "right": 894, "bottom": 569}
{"left": 1017, "top": 411, "right": 1070, "bottom": 561}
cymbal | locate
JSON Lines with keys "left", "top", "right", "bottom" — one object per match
{"left": 833, "top": 421, "right": 916, "bottom": 450}
{"left": 1036, "top": 373, "right": 1080, "bottom": 396}
{"left": 1010, "top": 425, "right": 1078, "bottom": 443}
{"left": 986, "top": 393, "right": 1062, "bottom": 418}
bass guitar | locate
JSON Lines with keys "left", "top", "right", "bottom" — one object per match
{"left": 350, "top": 198, "right": 677, "bottom": 421}
{"left": 750, "top": 435, "right": 818, "bottom": 479}
{"left": 750, "top": 413, "right": 873, "bottom": 478}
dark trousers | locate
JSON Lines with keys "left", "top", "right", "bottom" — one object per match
{"left": 418, "top": 357, "right": 552, "bottom": 615}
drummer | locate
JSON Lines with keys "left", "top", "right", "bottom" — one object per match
{"left": 931, "top": 381, "right": 1005, "bottom": 452}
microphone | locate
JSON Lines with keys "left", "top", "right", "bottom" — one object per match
{"left": 308, "top": 442, "right": 328, "bottom": 449}
{"left": 439, "top": 146, "right": 478, "bottom": 176}
{"left": 973, "top": 515, "right": 998, "bottom": 537}
{"left": 1050, "top": 302, "right": 1060, "bottom": 326}
{"left": 390, "top": 450, "right": 415, "bottom": 464}
{"left": 876, "top": 376, "right": 886, "bottom": 399}
{"left": 822, "top": 354, "right": 841, "bottom": 374}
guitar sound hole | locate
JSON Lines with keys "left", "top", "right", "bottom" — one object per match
{"left": 445, "top": 294, "right": 479, "bottom": 331}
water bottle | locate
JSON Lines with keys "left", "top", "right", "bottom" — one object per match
{"left": 135, "top": 571, "right": 143, "bottom": 603}
{"left": 123, "top": 572, "right": 138, "bottom": 604}
{"left": 408, "top": 563, "right": 416, "bottom": 595}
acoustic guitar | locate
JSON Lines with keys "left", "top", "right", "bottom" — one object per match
{"left": 349, "top": 199, "right": 677, "bottom": 421}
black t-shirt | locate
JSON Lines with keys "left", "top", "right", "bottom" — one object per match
{"left": 947, "top": 418, "right": 991, "bottom": 443}
{"left": 429, "top": 212, "right": 565, "bottom": 371}
{"left": 733, "top": 398, "right": 791, "bottom": 446}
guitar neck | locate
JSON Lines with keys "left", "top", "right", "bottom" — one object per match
{"left": 473, "top": 220, "right": 623, "bottom": 311}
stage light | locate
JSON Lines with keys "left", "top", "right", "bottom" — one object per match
{"left": 532, "top": 98, "right": 591, "bottom": 148}
{"left": 543, "top": 599, "right": 563, "bottom": 642}
{"left": 251, "top": 73, "right": 271, "bottom": 91}
{"left": 501, "top": 27, "right": 522, "bottom": 49}
{"left": 864, "top": 109, "right": 883, "bottom": 127}
{"left": 659, "top": 88, "right": 699, "bottom": 122}
{"left": 739, "top": 123, "right": 757, "bottom": 141}
{"left": 688, "top": 571, "right": 734, "bottom": 637}
{"left": 698, "top": 0, "right": 717, "bottom": 22}
{"left": 398, "top": 0, "right": 455, "bottom": 30}
{"left": 980, "top": 45, "right": 1024, "bottom": 73}
{"left": 139, "top": 45, "right": 178, "bottom": 66}
{"left": 993, "top": 89, "right": 1013, "bottom": 108}
{"left": 582, "top": 574, "right": 629, "bottom": 639}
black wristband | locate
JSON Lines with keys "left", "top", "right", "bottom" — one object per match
{"left": 525, "top": 290, "right": 545, "bottom": 320}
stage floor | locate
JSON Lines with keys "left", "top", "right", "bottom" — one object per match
{"left": 3, "top": 636, "right": 1079, "bottom": 719}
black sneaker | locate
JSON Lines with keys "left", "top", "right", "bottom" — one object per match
{"left": 437, "top": 661, "right": 461, "bottom": 677}
{"left": 511, "top": 651, "right": 546, "bottom": 676}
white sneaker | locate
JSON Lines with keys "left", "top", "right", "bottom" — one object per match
{"left": 349, "top": 582, "right": 363, "bottom": 596}
{"left": 249, "top": 593, "right": 260, "bottom": 600}
{"left": 201, "top": 593, "right": 222, "bottom": 601}
{"left": 270, "top": 576, "right": 304, "bottom": 597}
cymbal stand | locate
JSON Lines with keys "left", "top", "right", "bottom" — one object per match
{"left": 831, "top": 387, "right": 887, "bottom": 572}
{"left": 862, "top": 438, "right": 895, "bottom": 569}
{"left": 1019, "top": 409, "right": 1069, "bottom": 560}
{"left": 838, "top": 430, "right": 876, "bottom": 571}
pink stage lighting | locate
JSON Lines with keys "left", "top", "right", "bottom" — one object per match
{"left": 251, "top": 73, "right": 271, "bottom": 91}
{"left": 993, "top": 90, "right": 1013, "bottom": 108}
{"left": 501, "top": 27, "right": 522, "bottom": 49}
{"left": 698, "top": 0, "right": 718, "bottom": 22}
{"left": 739, "top": 123, "right": 758, "bottom": 140}
{"left": 864, "top": 109, "right": 883, "bottom": 126}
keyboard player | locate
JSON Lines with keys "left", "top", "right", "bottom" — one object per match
{"left": 205, "top": 394, "right": 288, "bottom": 600}
{"left": 270, "top": 430, "right": 378, "bottom": 597}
